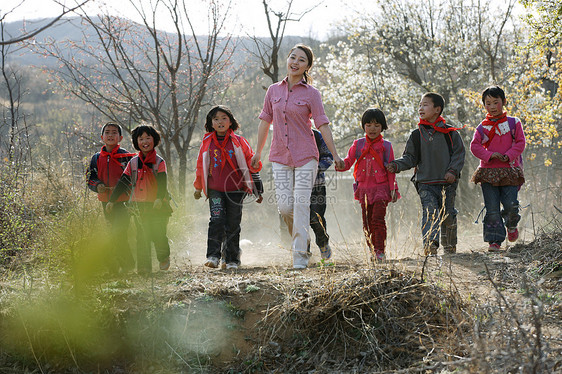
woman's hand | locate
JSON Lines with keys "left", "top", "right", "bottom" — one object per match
{"left": 105, "top": 202, "right": 114, "bottom": 214}
{"left": 333, "top": 155, "right": 345, "bottom": 170}
{"left": 251, "top": 153, "right": 261, "bottom": 170}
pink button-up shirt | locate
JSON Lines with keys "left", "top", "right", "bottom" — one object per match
{"left": 259, "top": 78, "right": 330, "bottom": 167}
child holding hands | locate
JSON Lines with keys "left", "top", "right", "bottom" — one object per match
{"left": 194, "top": 105, "right": 263, "bottom": 270}
{"left": 470, "top": 86, "right": 525, "bottom": 251}
{"left": 386, "top": 93, "right": 465, "bottom": 255}
{"left": 337, "top": 109, "right": 399, "bottom": 261}
{"left": 107, "top": 125, "right": 172, "bottom": 275}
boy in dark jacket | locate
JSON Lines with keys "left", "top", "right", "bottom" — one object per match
{"left": 387, "top": 93, "right": 465, "bottom": 255}
{"left": 87, "top": 122, "right": 136, "bottom": 273}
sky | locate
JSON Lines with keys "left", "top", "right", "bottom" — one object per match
{"left": 1, "top": 0, "right": 368, "bottom": 40}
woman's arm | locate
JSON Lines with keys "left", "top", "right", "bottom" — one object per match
{"left": 251, "top": 119, "right": 270, "bottom": 169}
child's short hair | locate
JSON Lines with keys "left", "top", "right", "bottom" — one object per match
{"left": 481, "top": 85, "right": 506, "bottom": 104}
{"left": 422, "top": 92, "right": 445, "bottom": 116}
{"left": 205, "top": 105, "right": 240, "bottom": 133}
{"left": 361, "top": 108, "right": 388, "bottom": 131}
{"left": 131, "top": 125, "right": 161, "bottom": 151}
{"left": 101, "top": 122, "right": 123, "bottom": 136}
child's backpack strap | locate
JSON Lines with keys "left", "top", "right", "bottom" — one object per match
{"left": 354, "top": 137, "right": 366, "bottom": 160}
{"left": 507, "top": 116, "right": 516, "bottom": 139}
{"left": 129, "top": 155, "right": 163, "bottom": 190}
{"left": 382, "top": 140, "right": 391, "bottom": 164}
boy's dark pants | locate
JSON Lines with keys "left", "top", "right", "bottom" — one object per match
{"left": 207, "top": 189, "right": 245, "bottom": 265}
{"left": 481, "top": 183, "right": 520, "bottom": 244}
{"left": 310, "top": 185, "right": 329, "bottom": 248}
{"left": 417, "top": 182, "right": 458, "bottom": 249}
{"left": 133, "top": 202, "right": 171, "bottom": 274}
{"left": 102, "top": 201, "right": 135, "bottom": 272}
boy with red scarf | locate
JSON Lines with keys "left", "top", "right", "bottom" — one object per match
{"left": 337, "top": 108, "right": 400, "bottom": 261}
{"left": 107, "top": 125, "right": 172, "bottom": 275}
{"left": 194, "top": 106, "right": 263, "bottom": 270}
{"left": 87, "top": 122, "right": 136, "bottom": 273}
{"left": 470, "top": 86, "right": 525, "bottom": 252}
{"left": 387, "top": 93, "right": 465, "bottom": 255}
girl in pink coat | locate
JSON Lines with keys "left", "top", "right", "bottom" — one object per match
{"left": 470, "top": 86, "right": 526, "bottom": 252}
{"left": 337, "top": 108, "right": 399, "bottom": 261}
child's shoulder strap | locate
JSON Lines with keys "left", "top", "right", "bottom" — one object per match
{"left": 382, "top": 140, "right": 392, "bottom": 164}
{"left": 507, "top": 116, "right": 517, "bottom": 139}
{"left": 354, "top": 137, "right": 366, "bottom": 160}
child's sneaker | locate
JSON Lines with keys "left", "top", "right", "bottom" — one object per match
{"left": 488, "top": 243, "right": 501, "bottom": 252}
{"left": 159, "top": 257, "right": 170, "bottom": 271}
{"left": 225, "top": 263, "right": 238, "bottom": 270}
{"left": 319, "top": 244, "right": 332, "bottom": 260}
{"left": 204, "top": 257, "right": 219, "bottom": 268}
{"left": 507, "top": 228, "right": 519, "bottom": 242}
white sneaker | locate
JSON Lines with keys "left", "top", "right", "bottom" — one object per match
{"left": 225, "top": 263, "right": 238, "bottom": 270}
{"left": 293, "top": 264, "right": 307, "bottom": 269}
{"left": 204, "top": 257, "right": 219, "bottom": 268}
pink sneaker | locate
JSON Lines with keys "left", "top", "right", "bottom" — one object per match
{"left": 507, "top": 228, "right": 519, "bottom": 242}
{"left": 488, "top": 243, "right": 501, "bottom": 252}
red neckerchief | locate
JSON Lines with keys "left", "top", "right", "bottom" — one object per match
{"left": 211, "top": 129, "right": 238, "bottom": 173}
{"left": 418, "top": 116, "right": 463, "bottom": 134}
{"left": 100, "top": 145, "right": 135, "bottom": 168}
{"left": 138, "top": 149, "right": 158, "bottom": 184}
{"left": 481, "top": 112, "right": 507, "bottom": 148}
{"left": 354, "top": 135, "right": 385, "bottom": 180}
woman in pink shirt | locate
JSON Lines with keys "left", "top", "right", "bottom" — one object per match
{"left": 251, "top": 44, "right": 344, "bottom": 269}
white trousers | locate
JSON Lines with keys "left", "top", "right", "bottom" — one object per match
{"left": 272, "top": 159, "right": 318, "bottom": 267}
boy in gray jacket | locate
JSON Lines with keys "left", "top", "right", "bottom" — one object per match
{"left": 387, "top": 93, "right": 465, "bottom": 255}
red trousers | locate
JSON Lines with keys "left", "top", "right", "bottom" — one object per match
{"left": 361, "top": 200, "right": 388, "bottom": 255}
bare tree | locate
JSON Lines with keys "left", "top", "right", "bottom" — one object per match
{"left": 0, "top": 0, "right": 91, "bottom": 45}
{"left": 246, "top": 0, "right": 320, "bottom": 85}
{"left": 35, "top": 0, "right": 236, "bottom": 195}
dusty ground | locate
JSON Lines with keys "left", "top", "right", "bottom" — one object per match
{"left": 149, "top": 224, "right": 561, "bottom": 371}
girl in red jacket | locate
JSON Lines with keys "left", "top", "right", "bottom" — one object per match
{"left": 194, "top": 106, "right": 263, "bottom": 270}
{"left": 337, "top": 108, "right": 399, "bottom": 261}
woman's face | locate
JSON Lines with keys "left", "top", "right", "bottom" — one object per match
{"left": 287, "top": 48, "right": 310, "bottom": 80}
{"left": 138, "top": 132, "right": 155, "bottom": 155}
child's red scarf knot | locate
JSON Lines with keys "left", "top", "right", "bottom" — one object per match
{"left": 418, "top": 116, "right": 464, "bottom": 134}
{"left": 481, "top": 112, "right": 507, "bottom": 148}
{"left": 211, "top": 129, "right": 237, "bottom": 173}
{"left": 138, "top": 149, "right": 158, "bottom": 183}
{"left": 354, "top": 135, "right": 385, "bottom": 180}
{"left": 100, "top": 145, "right": 135, "bottom": 168}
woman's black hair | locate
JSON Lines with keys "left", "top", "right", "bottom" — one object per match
{"left": 361, "top": 108, "right": 388, "bottom": 130}
{"left": 131, "top": 125, "right": 161, "bottom": 151}
{"left": 205, "top": 105, "right": 240, "bottom": 133}
{"left": 288, "top": 44, "right": 314, "bottom": 84}
{"left": 481, "top": 85, "right": 506, "bottom": 104}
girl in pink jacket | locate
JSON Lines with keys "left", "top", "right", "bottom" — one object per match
{"left": 470, "top": 86, "right": 526, "bottom": 252}
{"left": 194, "top": 106, "right": 263, "bottom": 270}
{"left": 337, "top": 108, "right": 399, "bottom": 261}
